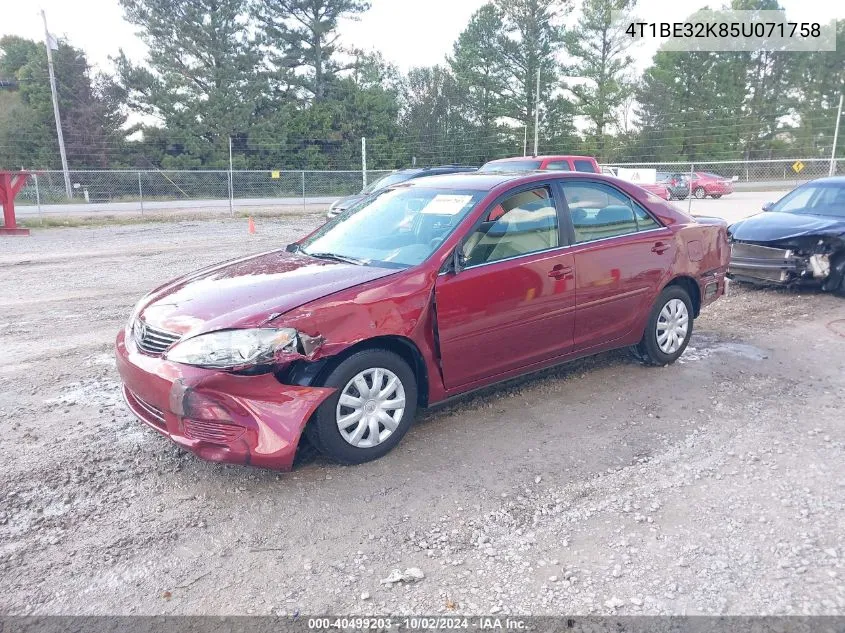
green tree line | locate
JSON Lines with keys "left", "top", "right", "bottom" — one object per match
{"left": 0, "top": 0, "right": 842, "bottom": 171}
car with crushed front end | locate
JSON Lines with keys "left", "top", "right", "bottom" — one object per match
{"left": 116, "top": 171, "right": 730, "bottom": 470}
{"left": 727, "top": 177, "right": 845, "bottom": 294}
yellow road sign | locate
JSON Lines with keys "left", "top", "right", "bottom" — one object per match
{"left": 792, "top": 161, "right": 804, "bottom": 174}
{"left": 271, "top": 170, "right": 281, "bottom": 179}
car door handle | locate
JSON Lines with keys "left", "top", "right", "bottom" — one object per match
{"left": 548, "top": 264, "right": 574, "bottom": 280}
{"left": 651, "top": 242, "right": 671, "bottom": 255}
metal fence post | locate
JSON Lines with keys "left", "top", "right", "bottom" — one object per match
{"left": 34, "top": 172, "right": 43, "bottom": 225}
{"left": 228, "top": 137, "right": 235, "bottom": 216}
{"left": 830, "top": 94, "right": 843, "bottom": 177}
{"left": 302, "top": 170, "right": 307, "bottom": 212}
{"left": 137, "top": 171, "right": 144, "bottom": 215}
{"left": 688, "top": 163, "right": 694, "bottom": 214}
{"left": 361, "top": 137, "right": 367, "bottom": 189}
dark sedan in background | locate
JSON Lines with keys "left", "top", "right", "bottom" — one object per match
{"left": 727, "top": 177, "right": 845, "bottom": 295}
{"left": 657, "top": 172, "right": 691, "bottom": 200}
{"left": 326, "top": 165, "right": 478, "bottom": 218}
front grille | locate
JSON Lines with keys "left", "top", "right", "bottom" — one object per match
{"left": 182, "top": 419, "right": 245, "bottom": 445}
{"left": 124, "top": 387, "right": 167, "bottom": 429}
{"left": 133, "top": 319, "right": 181, "bottom": 355}
{"left": 730, "top": 242, "right": 791, "bottom": 260}
{"left": 729, "top": 241, "right": 802, "bottom": 283}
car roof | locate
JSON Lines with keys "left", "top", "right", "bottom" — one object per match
{"left": 395, "top": 165, "right": 478, "bottom": 175}
{"left": 806, "top": 176, "right": 845, "bottom": 185}
{"left": 396, "top": 170, "right": 627, "bottom": 191}
{"left": 486, "top": 155, "right": 596, "bottom": 163}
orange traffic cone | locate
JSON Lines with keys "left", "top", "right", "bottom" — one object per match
{"left": 248, "top": 216, "right": 256, "bottom": 234}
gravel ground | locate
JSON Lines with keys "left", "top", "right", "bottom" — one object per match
{"left": 1, "top": 216, "right": 843, "bottom": 616}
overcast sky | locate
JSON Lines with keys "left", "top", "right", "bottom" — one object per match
{"left": 1, "top": 0, "right": 840, "bottom": 77}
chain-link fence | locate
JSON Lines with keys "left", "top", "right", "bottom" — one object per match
{"left": 14, "top": 169, "right": 393, "bottom": 218}
{"left": 9, "top": 159, "right": 844, "bottom": 221}
{"left": 602, "top": 157, "right": 843, "bottom": 190}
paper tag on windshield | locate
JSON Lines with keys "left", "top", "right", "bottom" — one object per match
{"left": 420, "top": 195, "right": 474, "bottom": 215}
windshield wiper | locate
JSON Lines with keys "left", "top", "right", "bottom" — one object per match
{"left": 305, "top": 251, "right": 369, "bottom": 266}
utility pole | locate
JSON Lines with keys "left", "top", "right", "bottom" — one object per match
{"left": 523, "top": 124, "right": 528, "bottom": 157}
{"left": 41, "top": 10, "right": 72, "bottom": 199}
{"left": 533, "top": 66, "right": 541, "bottom": 156}
{"left": 361, "top": 137, "right": 367, "bottom": 189}
{"left": 830, "top": 93, "right": 843, "bottom": 177}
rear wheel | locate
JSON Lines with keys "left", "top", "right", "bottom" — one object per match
{"left": 712, "top": 194, "right": 723, "bottom": 199}
{"left": 694, "top": 187, "right": 706, "bottom": 199}
{"left": 632, "top": 286, "right": 694, "bottom": 366}
{"left": 305, "top": 349, "right": 417, "bottom": 465}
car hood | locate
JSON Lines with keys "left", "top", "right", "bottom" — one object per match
{"left": 136, "top": 250, "right": 398, "bottom": 336}
{"left": 332, "top": 194, "right": 365, "bottom": 210}
{"left": 729, "top": 211, "right": 845, "bottom": 243}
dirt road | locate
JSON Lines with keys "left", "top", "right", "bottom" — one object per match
{"left": 1, "top": 217, "right": 843, "bottom": 616}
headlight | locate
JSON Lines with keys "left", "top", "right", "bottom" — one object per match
{"left": 164, "top": 328, "right": 299, "bottom": 369}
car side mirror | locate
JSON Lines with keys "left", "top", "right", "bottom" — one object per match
{"left": 452, "top": 246, "right": 467, "bottom": 274}
{"left": 762, "top": 202, "right": 774, "bottom": 212}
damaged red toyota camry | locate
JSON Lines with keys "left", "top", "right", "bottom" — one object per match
{"left": 116, "top": 172, "right": 729, "bottom": 470}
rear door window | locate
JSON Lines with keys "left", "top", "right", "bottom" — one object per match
{"left": 562, "top": 181, "right": 661, "bottom": 243}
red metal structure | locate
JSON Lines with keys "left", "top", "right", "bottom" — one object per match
{"left": 0, "top": 171, "right": 31, "bottom": 236}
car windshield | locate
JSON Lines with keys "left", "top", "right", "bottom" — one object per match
{"left": 300, "top": 187, "right": 484, "bottom": 268}
{"left": 770, "top": 183, "right": 845, "bottom": 218}
{"left": 361, "top": 171, "right": 416, "bottom": 194}
{"left": 479, "top": 160, "right": 542, "bottom": 172}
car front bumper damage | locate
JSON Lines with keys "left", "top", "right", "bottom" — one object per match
{"left": 115, "top": 329, "right": 335, "bottom": 470}
{"left": 728, "top": 241, "right": 831, "bottom": 286}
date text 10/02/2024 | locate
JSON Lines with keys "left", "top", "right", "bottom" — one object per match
{"left": 306, "top": 617, "right": 528, "bottom": 630}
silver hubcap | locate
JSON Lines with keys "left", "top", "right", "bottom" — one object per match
{"left": 656, "top": 298, "right": 690, "bottom": 354}
{"left": 336, "top": 368, "right": 406, "bottom": 448}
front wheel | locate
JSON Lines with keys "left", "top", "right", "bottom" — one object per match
{"left": 693, "top": 187, "right": 706, "bottom": 199}
{"left": 632, "top": 286, "right": 694, "bottom": 366}
{"left": 305, "top": 349, "right": 417, "bottom": 465}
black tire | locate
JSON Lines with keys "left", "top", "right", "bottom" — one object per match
{"left": 834, "top": 269, "right": 845, "bottom": 298}
{"left": 305, "top": 349, "right": 418, "bottom": 465}
{"left": 693, "top": 187, "right": 706, "bottom": 199}
{"left": 632, "top": 286, "right": 694, "bottom": 366}
{"left": 712, "top": 194, "right": 723, "bottom": 199}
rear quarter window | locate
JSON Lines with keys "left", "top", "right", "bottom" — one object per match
{"left": 544, "top": 161, "right": 572, "bottom": 171}
{"left": 574, "top": 160, "right": 598, "bottom": 173}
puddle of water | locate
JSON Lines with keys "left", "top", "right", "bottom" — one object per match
{"left": 680, "top": 336, "right": 768, "bottom": 364}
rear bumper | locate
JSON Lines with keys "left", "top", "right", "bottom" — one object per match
{"left": 115, "top": 329, "right": 334, "bottom": 470}
{"left": 705, "top": 183, "right": 733, "bottom": 195}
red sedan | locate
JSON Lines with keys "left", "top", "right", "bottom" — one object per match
{"left": 691, "top": 172, "right": 734, "bottom": 199}
{"left": 116, "top": 172, "right": 729, "bottom": 470}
